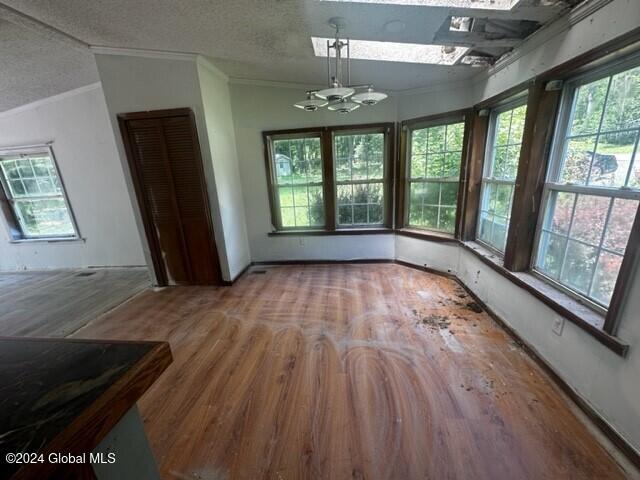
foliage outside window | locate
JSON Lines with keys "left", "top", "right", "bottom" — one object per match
{"left": 407, "top": 121, "right": 465, "bottom": 233}
{"left": 335, "top": 132, "right": 385, "bottom": 226}
{"left": 0, "top": 148, "right": 77, "bottom": 239}
{"left": 478, "top": 102, "right": 528, "bottom": 252}
{"left": 534, "top": 62, "right": 640, "bottom": 308}
{"left": 271, "top": 135, "right": 325, "bottom": 229}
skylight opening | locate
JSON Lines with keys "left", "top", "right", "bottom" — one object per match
{"left": 311, "top": 37, "right": 468, "bottom": 65}
{"left": 321, "top": 0, "right": 519, "bottom": 10}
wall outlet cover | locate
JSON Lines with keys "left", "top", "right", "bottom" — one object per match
{"left": 552, "top": 316, "right": 565, "bottom": 336}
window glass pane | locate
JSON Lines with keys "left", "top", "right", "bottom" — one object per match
{"left": 273, "top": 137, "right": 322, "bottom": 185}
{"left": 536, "top": 231, "right": 567, "bottom": 280}
{"left": 603, "top": 198, "right": 639, "bottom": 254}
{"left": 410, "top": 153, "right": 425, "bottom": 179}
{"left": 490, "top": 216, "right": 508, "bottom": 252}
{"left": 13, "top": 198, "right": 75, "bottom": 238}
{"left": 560, "top": 240, "right": 598, "bottom": 294}
{"left": 278, "top": 184, "right": 325, "bottom": 228}
{"left": 569, "top": 76, "right": 609, "bottom": 136}
{"left": 478, "top": 212, "right": 493, "bottom": 245}
{"left": 601, "top": 65, "right": 640, "bottom": 132}
{"left": 546, "top": 191, "right": 574, "bottom": 235}
{"left": 589, "top": 132, "right": 637, "bottom": 187}
{"left": 492, "top": 146, "right": 508, "bottom": 178}
{"left": 569, "top": 195, "right": 610, "bottom": 245}
{"left": 408, "top": 182, "right": 424, "bottom": 226}
{"left": 279, "top": 187, "right": 294, "bottom": 207}
{"left": 560, "top": 136, "right": 596, "bottom": 185}
{"left": 446, "top": 123, "right": 465, "bottom": 151}
{"left": 272, "top": 136, "right": 325, "bottom": 228}
{"left": 440, "top": 182, "right": 458, "bottom": 206}
{"left": 427, "top": 126, "right": 446, "bottom": 152}
{"left": 509, "top": 105, "right": 527, "bottom": 145}
{"left": 590, "top": 252, "right": 624, "bottom": 305}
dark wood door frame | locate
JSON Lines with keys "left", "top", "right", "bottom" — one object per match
{"left": 118, "top": 108, "right": 222, "bottom": 286}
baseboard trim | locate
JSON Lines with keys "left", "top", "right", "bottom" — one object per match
{"left": 455, "top": 279, "right": 640, "bottom": 472}
{"left": 244, "top": 257, "right": 640, "bottom": 470}
{"left": 221, "top": 262, "right": 252, "bottom": 286}
{"left": 252, "top": 258, "right": 393, "bottom": 266}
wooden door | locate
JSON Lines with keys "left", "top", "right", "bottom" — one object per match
{"left": 118, "top": 108, "right": 222, "bottom": 286}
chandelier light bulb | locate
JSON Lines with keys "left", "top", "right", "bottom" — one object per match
{"left": 352, "top": 87, "right": 388, "bottom": 106}
{"left": 293, "top": 94, "right": 328, "bottom": 111}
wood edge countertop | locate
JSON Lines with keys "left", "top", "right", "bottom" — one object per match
{"left": 3, "top": 337, "right": 173, "bottom": 480}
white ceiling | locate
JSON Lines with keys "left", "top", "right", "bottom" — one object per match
{"left": 0, "top": 0, "right": 573, "bottom": 112}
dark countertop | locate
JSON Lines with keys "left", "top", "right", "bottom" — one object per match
{"left": 0, "top": 337, "right": 172, "bottom": 479}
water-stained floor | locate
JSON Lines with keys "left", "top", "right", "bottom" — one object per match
{"left": 74, "top": 263, "right": 626, "bottom": 479}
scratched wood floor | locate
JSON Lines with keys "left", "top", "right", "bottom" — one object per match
{"left": 0, "top": 268, "right": 149, "bottom": 337}
{"left": 72, "top": 264, "right": 626, "bottom": 479}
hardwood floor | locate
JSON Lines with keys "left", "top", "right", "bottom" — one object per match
{"left": 72, "top": 264, "right": 626, "bottom": 479}
{"left": 0, "top": 268, "right": 149, "bottom": 337}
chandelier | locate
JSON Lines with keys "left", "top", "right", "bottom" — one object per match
{"left": 294, "top": 19, "right": 388, "bottom": 114}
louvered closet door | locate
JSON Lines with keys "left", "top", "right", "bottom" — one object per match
{"left": 120, "top": 110, "right": 222, "bottom": 286}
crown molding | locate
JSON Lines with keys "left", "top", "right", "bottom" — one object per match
{"left": 89, "top": 45, "right": 198, "bottom": 61}
{"left": 196, "top": 56, "right": 229, "bottom": 83}
{"left": 228, "top": 77, "right": 326, "bottom": 91}
{"left": 0, "top": 83, "right": 102, "bottom": 119}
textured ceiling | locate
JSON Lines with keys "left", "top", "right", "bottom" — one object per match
{"left": 0, "top": 0, "right": 572, "bottom": 112}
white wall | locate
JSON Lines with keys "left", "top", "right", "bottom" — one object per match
{"left": 475, "top": 0, "right": 640, "bottom": 102}
{"left": 94, "top": 53, "right": 245, "bottom": 282}
{"left": 397, "top": 235, "right": 640, "bottom": 453}
{"left": 229, "top": 82, "right": 398, "bottom": 262}
{"left": 197, "top": 60, "right": 251, "bottom": 280}
{"left": 0, "top": 84, "right": 145, "bottom": 270}
{"left": 390, "top": 0, "right": 640, "bottom": 453}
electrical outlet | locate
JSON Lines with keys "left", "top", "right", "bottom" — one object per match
{"left": 552, "top": 316, "right": 565, "bottom": 336}
{"left": 298, "top": 237, "right": 305, "bottom": 246}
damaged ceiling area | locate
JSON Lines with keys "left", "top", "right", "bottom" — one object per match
{"left": 0, "top": 0, "right": 586, "bottom": 112}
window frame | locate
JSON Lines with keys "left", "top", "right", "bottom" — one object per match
{"left": 331, "top": 125, "right": 393, "bottom": 229}
{"left": 399, "top": 110, "right": 472, "bottom": 238}
{"left": 0, "top": 144, "right": 80, "bottom": 242}
{"left": 263, "top": 123, "right": 396, "bottom": 233}
{"left": 476, "top": 95, "right": 528, "bottom": 256}
{"left": 531, "top": 53, "right": 640, "bottom": 316}
{"left": 263, "top": 129, "right": 327, "bottom": 231}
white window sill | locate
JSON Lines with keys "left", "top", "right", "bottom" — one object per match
{"left": 9, "top": 237, "right": 85, "bottom": 245}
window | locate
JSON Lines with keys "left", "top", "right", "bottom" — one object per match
{"left": 264, "top": 124, "right": 394, "bottom": 232}
{"left": 0, "top": 147, "right": 78, "bottom": 240}
{"left": 269, "top": 134, "right": 325, "bottom": 229}
{"left": 477, "top": 100, "right": 528, "bottom": 253}
{"left": 406, "top": 119, "right": 466, "bottom": 234}
{"left": 335, "top": 131, "right": 385, "bottom": 226}
{"left": 534, "top": 61, "right": 640, "bottom": 309}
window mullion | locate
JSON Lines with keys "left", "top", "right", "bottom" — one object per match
{"left": 585, "top": 76, "right": 613, "bottom": 186}
{"left": 587, "top": 197, "right": 615, "bottom": 296}
{"left": 624, "top": 129, "right": 640, "bottom": 187}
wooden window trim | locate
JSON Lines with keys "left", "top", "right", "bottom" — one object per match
{"left": 397, "top": 108, "right": 473, "bottom": 237}
{"left": 475, "top": 95, "right": 528, "bottom": 255}
{"left": 263, "top": 123, "right": 396, "bottom": 233}
{"left": 527, "top": 53, "right": 640, "bottom": 333}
